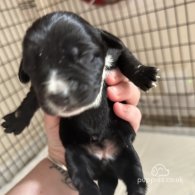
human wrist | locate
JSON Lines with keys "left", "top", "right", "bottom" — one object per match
{"left": 48, "top": 147, "right": 66, "bottom": 165}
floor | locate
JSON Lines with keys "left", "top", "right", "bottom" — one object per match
{"left": 1, "top": 131, "right": 195, "bottom": 195}
{"left": 133, "top": 132, "right": 195, "bottom": 195}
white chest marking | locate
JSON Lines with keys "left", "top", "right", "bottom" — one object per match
{"left": 105, "top": 54, "right": 114, "bottom": 69}
{"left": 85, "top": 139, "right": 119, "bottom": 161}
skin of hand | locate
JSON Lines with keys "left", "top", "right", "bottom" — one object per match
{"left": 44, "top": 68, "right": 141, "bottom": 164}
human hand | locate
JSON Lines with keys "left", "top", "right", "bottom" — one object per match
{"left": 106, "top": 68, "right": 141, "bottom": 132}
{"left": 44, "top": 69, "right": 141, "bottom": 164}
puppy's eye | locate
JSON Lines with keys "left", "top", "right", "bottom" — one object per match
{"left": 91, "top": 52, "right": 101, "bottom": 61}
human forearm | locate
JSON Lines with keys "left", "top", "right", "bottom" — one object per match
{"left": 7, "top": 158, "right": 77, "bottom": 195}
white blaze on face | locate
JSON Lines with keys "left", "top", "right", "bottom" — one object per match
{"left": 47, "top": 70, "right": 69, "bottom": 95}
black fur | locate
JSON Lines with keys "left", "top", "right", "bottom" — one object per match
{"left": 2, "top": 12, "right": 158, "bottom": 195}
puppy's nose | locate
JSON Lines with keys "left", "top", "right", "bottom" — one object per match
{"left": 49, "top": 94, "right": 69, "bottom": 106}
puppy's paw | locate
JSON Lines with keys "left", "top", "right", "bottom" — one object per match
{"left": 133, "top": 65, "right": 159, "bottom": 91}
{"left": 1, "top": 111, "right": 28, "bottom": 135}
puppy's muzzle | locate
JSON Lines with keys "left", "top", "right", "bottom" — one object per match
{"left": 47, "top": 81, "right": 95, "bottom": 106}
{"left": 40, "top": 71, "right": 100, "bottom": 116}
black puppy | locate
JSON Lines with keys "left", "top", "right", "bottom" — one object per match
{"left": 2, "top": 12, "right": 158, "bottom": 195}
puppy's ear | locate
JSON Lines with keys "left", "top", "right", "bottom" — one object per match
{"left": 100, "top": 30, "right": 124, "bottom": 50}
{"left": 18, "top": 59, "right": 30, "bottom": 83}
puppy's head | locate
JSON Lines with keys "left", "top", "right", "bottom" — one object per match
{"left": 19, "top": 12, "right": 122, "bottom": 117}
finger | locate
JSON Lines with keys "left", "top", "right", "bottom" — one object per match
{"left": 106, "top": 68, "right": 128, "bottom": 85}
{"left": 113, "top": 102, "right": 142, "bottom": 132}
{"left": 107, "top": 81, "right": 140, "bottom": 106}
{"left": 44, "top": 114, "right": 60, "bottom": 131}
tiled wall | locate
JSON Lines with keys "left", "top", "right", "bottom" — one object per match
{"left": 0, "top": 0, "right": 46, "bottom": 188}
